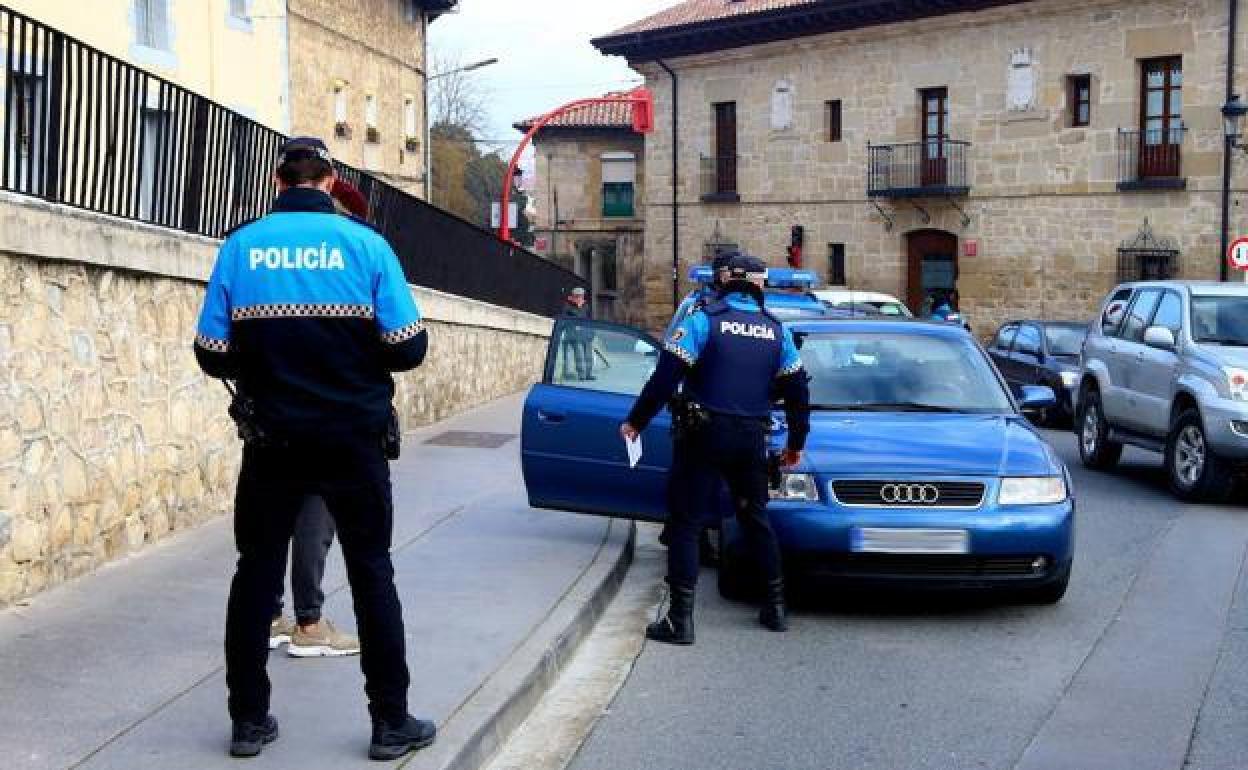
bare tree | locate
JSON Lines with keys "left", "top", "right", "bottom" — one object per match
{"left": 429, "top": 48, "right": 489, "bottom": 135}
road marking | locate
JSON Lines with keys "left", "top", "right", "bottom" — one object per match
{"left": 1014, "top": 507, "right": 1248, "bottom": 770}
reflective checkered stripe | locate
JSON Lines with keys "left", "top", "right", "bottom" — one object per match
{"left": 231, "top": 304, "right": 376, "bottom": 321}
{"left": 381, "top": 320, "right": 425, "bottom": 345}
{"left": 778, "top": 360, "right": 804, "bottom": 377}
{"left": 195, "top": 333, "right": 229, "bottom": 353}
{"left": 664, "top": 340, "right": 696, "bottom": 365}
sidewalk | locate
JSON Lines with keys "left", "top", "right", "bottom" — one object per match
{"left": 0, "top": 394, "right": 630, "bottom": 770}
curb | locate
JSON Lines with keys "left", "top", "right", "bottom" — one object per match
{"left": 405, "top": 518, "right": 637, "bottom": 770}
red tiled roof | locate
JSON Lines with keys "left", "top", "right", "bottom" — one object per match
{"left": 608, "top": 0, "right": 819, "bottom": 36}
{"left": 514, "top": 94, "right": 635, "bottom": 132}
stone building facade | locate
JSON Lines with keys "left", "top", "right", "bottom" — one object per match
{"left": 517, "top": 101, "right": 647, "bottom": 326}
{"left": 0, "top": 192, "right": 550, "bottom": 607}
{"left": 287, "top": 0, "right": 457, "bottom": 197}
{"left": 595, "top": 0, "right": 1248, "bottom": 334}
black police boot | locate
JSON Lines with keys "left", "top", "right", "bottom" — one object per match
{"left": 229, "top": 714, "right": 279, "bottom": 758}
{"left": 759, "top": 579, "right": 789, "bottom": 632}
{"left": 369, "top": 715, "right": 437, "bottom": 761}
{"left": 646, "top": 582, "right": 695, "bottom": 645}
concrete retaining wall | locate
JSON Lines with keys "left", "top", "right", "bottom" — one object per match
{"left": 0, "top": 192, "right": 551, "bottom": 605}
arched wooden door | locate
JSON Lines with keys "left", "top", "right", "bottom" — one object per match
{"left": 906, "top": 230, "right": 958, "bottom": 315}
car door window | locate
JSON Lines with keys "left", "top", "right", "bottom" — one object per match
{"left": 1013, "top": 325, "right": 1042, "bottom": 356}
{"left": 993, "top": 324, "right": 1018, "bottom": 351}
{"left": 1101, "top": 288, "right": 1134, "bottom": 335}
{"left": 549, "top": 320, "right": 658, "bottom": 396}
{"left": 1119, "top": 289, "right": 1162, "bottom": 342}
{"left": 1151, "top": 291, "right": 1183, "bottom": 335}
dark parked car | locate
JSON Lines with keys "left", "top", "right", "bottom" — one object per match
{"left": 988, "top": 321, "right": 1088, "bottom": 425}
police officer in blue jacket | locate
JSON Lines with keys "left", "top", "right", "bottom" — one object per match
{"left": 621, "top": 254, "right": 810, "bottom": 645}
{"left": 194, "top": 137, "right": 435, "bottom": 760}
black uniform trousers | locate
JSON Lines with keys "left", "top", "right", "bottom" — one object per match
{"left": 225, "top": 433, "right": 409, "bottom": 725}
{"left": 667, "top": 414, "right": 782, "bottom": 589}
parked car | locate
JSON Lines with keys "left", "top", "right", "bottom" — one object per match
{"left": 812, "top": 289, "right": 913, "bottom": 318}
{"left": 987, "top": 320, "right": 1088, "bottom": 425}
{"left": 522, "top": 317, "right": 1074, "bottom": 604}
{"left": 1077, "top": 280, "right": 1248, "bottom": 502}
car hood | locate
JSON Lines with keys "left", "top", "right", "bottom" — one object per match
{"left": 781, "top": 412, "right": 1059, "bottom": 477}
{"left": 1199, "top": 345, "right": 1248, "bottom": 368}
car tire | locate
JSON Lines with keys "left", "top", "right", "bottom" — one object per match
{"left": 1077, "top": 389, "right": 1123, "bottom": 470}
{"left": 1165, "top": 409, "right": 1235, "bottom": 503}
{"left": 1014, "top": 562, "right": 1071, "bottom": 605}
{"left": 716, "top": 529, "right": 753, "bottom": 602}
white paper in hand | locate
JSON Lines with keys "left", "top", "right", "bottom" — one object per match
{"left": 626, "top": 434, "right": 643, "bottom": 469}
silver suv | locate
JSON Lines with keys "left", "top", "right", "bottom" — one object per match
{"left": 1077, "top": 281, "right": 1248, "bottom": 502}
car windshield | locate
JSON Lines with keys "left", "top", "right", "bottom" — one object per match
{"left": 796, "top": 332, "right": 1014, "bottom": 413}
{"left": 1191, "top": 295, "right": 1248, "bottom": 346}
{"left": 770, "top": 305, "right": 829, "bottom": 320}
{"left": 1044, "top": 325, "right": 1087, "bottom": 356}
{"left": 829, "top": 299, "right": 909, "bottom": 317}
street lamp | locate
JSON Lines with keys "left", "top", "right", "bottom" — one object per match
{"left": 1224, "top": 94, "right": 1248, "bottom": 149}
{"left": 424, "top": 57, "right": 499, "bottom": 198}
{"left": 1221, "top": 94, "right": 1248, "bottom": 280}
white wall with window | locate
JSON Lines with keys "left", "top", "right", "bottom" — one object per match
{"left": 600, "top": 152, "right": 636, "bottom": 218}
{"left": 131, "top": 0, "right": 177, "bottom": 69}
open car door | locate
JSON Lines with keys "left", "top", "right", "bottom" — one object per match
{"left": 521, "top": 319, "right": 672, "bottom": 521}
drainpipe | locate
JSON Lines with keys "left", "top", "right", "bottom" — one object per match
{"left": 422, "top": 11, "right": 432, "bottom": 200}
{"left": 1221, "top": 0, "right": 1239, "bottom": 281}
{"left": 657, "top": 59, "right": 679, "bottom": 311}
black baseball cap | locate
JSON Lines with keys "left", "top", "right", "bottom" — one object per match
{"left": 279, "top": 136, "right": 333, "bottom": 166}
{"left": 726, "top": 253, "right": 767, "bottom": 280}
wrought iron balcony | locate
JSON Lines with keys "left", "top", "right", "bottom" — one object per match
{"left": 1117, "top": 127, "right": 1187, "bottom": 191}
{"left": 700, "top": 154, "right": 740, "bottom": 203}
{"left": 867, "top": 139, "right": 970, "bottom": 198}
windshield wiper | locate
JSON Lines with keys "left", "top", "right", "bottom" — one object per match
{"left": 813, "top": 402, "right": 963, "bottom": 413}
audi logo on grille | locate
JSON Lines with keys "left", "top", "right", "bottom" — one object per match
{"left": 879, "top": 484, "right": 941, "bottom": 504}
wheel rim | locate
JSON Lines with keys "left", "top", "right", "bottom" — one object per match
{"left": 1174, "top": 425, "right": 1206, "bottom": 487}
{"left": 1081, "top": 403, "right": 1100, "bottom": 456}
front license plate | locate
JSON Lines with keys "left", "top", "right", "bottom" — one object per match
{"left": 851, "top": 528, "right": 970, "bottom": 554}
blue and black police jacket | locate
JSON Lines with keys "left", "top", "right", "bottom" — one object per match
{"left": 193, "top": 187, "right": 427, "bottom": 437}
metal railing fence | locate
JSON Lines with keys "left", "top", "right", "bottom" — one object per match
{"left": 0, "top": 5, "right": 582, "bottom": 316}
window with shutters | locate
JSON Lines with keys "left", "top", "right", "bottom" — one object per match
{"left": 135, "top": 0, "right": 171, "bottom": 51}
{"left": 365, "top": 94, "right": 380, "bottom": 143}
{"left": 1068, "top": 75, "right": 1091, "bottom": 127}
{"left": 601, "top": 152, "right": 636, "bottom": 217}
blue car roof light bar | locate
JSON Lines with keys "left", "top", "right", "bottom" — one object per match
{"left": 687, "top": 265, "right": 819, "bottom": 289}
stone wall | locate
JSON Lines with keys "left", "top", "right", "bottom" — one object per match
{"left": 0, "top": 193, "right": 551, "bottom": 606}
{"left": 631, "top": 0, "right": 1248, "bottom": 334}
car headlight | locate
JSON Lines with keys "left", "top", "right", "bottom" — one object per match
{"left": 998, "top": 477, "right": 1068, "bottom": 505}
{"left": 770, "top": 473, "right": 820, "bottom": 502}
{"left": 1224, "top": 367, "right": 1248, "bottom": 401}
{"left": 1059, "top": 370, "right": 1079, "bottom": 388}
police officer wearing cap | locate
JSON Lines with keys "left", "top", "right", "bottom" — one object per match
{"left": 194, "top": 137, "right": 435, "bottom": 760}
{"left": 621, "top": 254, "right": 810, "bottom": 644}
{"left": 658, "top": 250, "right": 736, "bottom": 557}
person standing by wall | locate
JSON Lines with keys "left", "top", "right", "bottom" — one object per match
{"left": 193, "top": 137, "right": 435, "bottom": 760}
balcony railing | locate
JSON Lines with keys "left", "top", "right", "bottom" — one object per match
{"left": 700, "top": 154, "right": 739, "bottom": 203}
{"left": 867, "top": 139, "right": 970, "bottom": 198}
{"left": 1117, "top": 127, "right": 1187, "bottom": 190}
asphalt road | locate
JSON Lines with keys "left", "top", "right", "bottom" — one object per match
{"left": 567, "top": 431, "right": 1248, "bottom": 770}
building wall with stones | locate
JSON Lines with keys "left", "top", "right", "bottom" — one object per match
{"left": 629, "top": 0, "right": 1248, "bottom": 334}
{"left": 0, "top": 192, "right": 550, "bottom": 607}
{"left": 287, "top": 0, "right": 430, "bottom": 195}
{"left": 531, "top": 130, "right": 648, "bottom": 327}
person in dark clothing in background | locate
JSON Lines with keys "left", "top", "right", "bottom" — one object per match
{"left": 560, "top": 287, "right": 594, "bottom": 381}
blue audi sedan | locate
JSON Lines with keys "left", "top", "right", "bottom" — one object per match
{"left": 521, "top": 317, "right": 1074, "bottom": 604}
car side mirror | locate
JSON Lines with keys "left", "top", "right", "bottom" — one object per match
{"left": 1019, "top": 385, "right": 1057, "bottom": 413}
{"left": 1143, "top": 326, "right": 1176, "bottom": 351}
